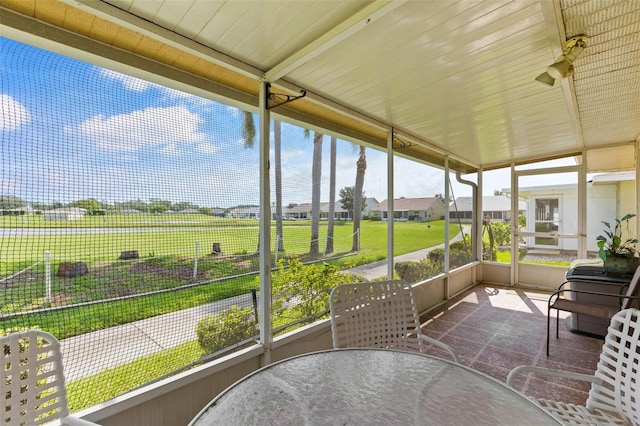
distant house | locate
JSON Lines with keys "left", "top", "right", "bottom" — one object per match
{"left": 450, "top": 196, "right": 527, "bottom": 223}
{"left": 362, "top": 197, "right": 378, "bottom": 217}
{"left": 230, "top": 206, "right": 260, "bottom": 218}
{"left": 284, "top": 202, "right": 343, "bottom": 220}
{"left": 211, "top": 208, "right": 226, "bottom": 217}
{"left": 43, "top": 207, "right": 86, "bottom": 221}
{"left": 283, "top": 197, "right": 379, "bottom": 220}
{"left": 0, "top": 205, "right": 35, "bottom": 216}
{"left": 120, "top": 209, "right": 143, "bottom": 215}
{"left": 371, "top": 197, "right": 446, "bottom": 222}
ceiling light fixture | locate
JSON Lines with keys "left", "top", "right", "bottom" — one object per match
{"left": 535, "top": 35, "right": 588, "bottom": 87}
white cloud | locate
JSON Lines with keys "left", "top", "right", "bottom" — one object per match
{"left": 162, "top": 87, "right": 214, "bottom": 108}
{"left": 196, "top": 143, "right": 219, "bottom": 154}
{"left": 281, "top": 149, "right": 304, "bottom": 161}
{"left": 161, "top": 143, "right": 179, "bottom": 156}
{"left": 67, "top": 106, "right": 208, "bottom": 152}
{"left": 226, "top": 105, "right": 242, "bottom": 117}
{"left": 1, "top": 94, "right": 30, "bottom": 131}
{"left": 99, "top": 69, "right": 154, "bottom": 92}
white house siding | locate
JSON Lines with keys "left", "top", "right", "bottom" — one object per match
{"left": 618, "top": 180, "right": 636, "bottom": 236}
{"left": 372, "top": 198, "right": 445, "bottom": 222}
{"left": 524, "top": 184, "right": 617, "bottom": 252}
{"left": 43, "top": 208, "right": 85, "bottom": 221}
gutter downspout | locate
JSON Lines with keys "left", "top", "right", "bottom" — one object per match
{"left": 456, "top": 171, "right": 478, "bottom": 260}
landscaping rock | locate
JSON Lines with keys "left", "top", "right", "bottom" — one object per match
{"left": 57, "top": 262, "right": 88, "bottom": 277}
{"left": 120, "top": 250, "right": 139, "bottom": 260}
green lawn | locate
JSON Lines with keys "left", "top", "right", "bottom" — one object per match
{"left": 1, "top": 218, "right": 460, "bottom": 329}
{"left": 0, "top": 213, "right": 260, "bottom": 228}
{"left": 0, "top": 217, "right": 462, "bottom": 412}
{"left": 0, "top": 217, "right": 458, "bottom": 265}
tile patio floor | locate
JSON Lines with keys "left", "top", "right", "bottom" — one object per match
{"left": 419, "top": 284, "right": 604, "bottom": 406}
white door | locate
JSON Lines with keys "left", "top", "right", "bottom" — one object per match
{"left": 531, "top": 195, "right": 562, "bottom": 249}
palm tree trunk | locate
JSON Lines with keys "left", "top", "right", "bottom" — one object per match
{"left": 326, "top": 136, "right": 337, "bottom": 254}
{"left": 241, "top": 110, "right": 260, "bottom": 253}
{"left": 310, "top": 132, "right": 323, "bottom": 255}
{"left": 352, "top": 145, "right": 366, "bottom": 252}
{"left": 274, "top": 120, "right": 285, "bottom": 252}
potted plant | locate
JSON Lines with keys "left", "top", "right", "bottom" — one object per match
{"left": 596, "top": 213, "right": 639, "bottom": 273}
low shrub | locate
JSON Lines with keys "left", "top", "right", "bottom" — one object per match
{"left": 196, "top": 305, "right": 257, "bottom": 353}
{"left": 490, "top": 222, "right": 511, "bottom": 246}
{"left": 270, "top": 255, "right": 363, "bottom": 320}
{"left": 394, "top": 261, "right": 438, "bottom": 283}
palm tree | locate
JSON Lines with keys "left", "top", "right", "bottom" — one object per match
{"left": 352, "top": 145, "right": 366, "bottom": 252}
{"left": 325, "top": 136, "right": 337, "bottom": 254}
{"left": 309, "top": 131, "right": 323, "bottom": 255}
{"left": 242, "top": 111, "right": 256, "bottom": 149}
{"left": 241, "top": 111, "right": 260, "bottom": 252}
{"left": 274, "top": 120, "right": 285, "bottom": 252}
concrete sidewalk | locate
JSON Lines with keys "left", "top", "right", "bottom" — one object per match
{"left": 61, "top": 293, "right": 254, "bottom": 379}
{"left": 345, "top": 226, "right": 470, "bottom": 280}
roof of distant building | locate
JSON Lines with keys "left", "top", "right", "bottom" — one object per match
{"left": 372, "top": 197, "right": 443, "bottom": 211}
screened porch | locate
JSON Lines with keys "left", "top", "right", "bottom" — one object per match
{"left": 1, "top": 0, "right": 639, "bottom": 424}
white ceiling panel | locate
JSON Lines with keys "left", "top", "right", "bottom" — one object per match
{"left": 19, "top": 0, "right": 639, "bottom": 171}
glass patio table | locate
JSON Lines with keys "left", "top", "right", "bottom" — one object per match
{"left": 189, "top": 348, "right": 561, "bottom": 425}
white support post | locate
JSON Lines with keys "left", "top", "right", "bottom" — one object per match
{"left": 258, "top": 80, "right": 272, "bottom": 365}
{"left": 444, "top": 156, "right": 450, "bottom": 275}
{"left": 193, "top": 240, "right": 200, "bottom": 280}
{"left": 477, "top": 169, "right": 484, "bottom": 261}
{"left": 45, "top": 250, "right": 51, "bottom": 303}
{"left": 578, "top": 152, "right": 587, "bottom": 258}
{"left": 510, "top": 163, "right": 517, "bottom": 286}
{"left": 387, "top": 130, "right": 394, "bottom": 279}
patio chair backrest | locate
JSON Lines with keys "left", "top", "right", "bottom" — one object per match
{"left": 586, "top": 308, "right": 640, "bottom": 424}
{"left": 329, "top": 280, "right": 424, "bottom": 352}
{"left": 1, "top": 330, "right": 72, "bottom": 425}
{"left": 620, "top": 266, "right": 640, "bottom": 310}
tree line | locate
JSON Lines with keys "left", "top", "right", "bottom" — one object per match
{"left": 0, "top": 195, "right": 225, "bottom": 215}
{"left": 1, "top": 193, "right": 365, "bottom": 218}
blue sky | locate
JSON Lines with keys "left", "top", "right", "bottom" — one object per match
{"left": 2, "top": 36, "right": 538, "bottom": 209}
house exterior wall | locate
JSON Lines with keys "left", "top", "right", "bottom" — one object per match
{"left": 43, "top": 210, "right": 84, "bottom": 220}
{"left": 525, "top": 184, "right": 617, "bottom": 252}
{"left": 618, "top": 180, "right": 636, "bottom": 236}
{"left": 449, "top": 196, "right": 526, "bottom": 223}
{"left": 372, "top": 198, "right": 445, "bottom": 222}
{"left": 428, "top": 202, "right": 445, "bottom": 220}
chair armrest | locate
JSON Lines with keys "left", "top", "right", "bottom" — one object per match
{"left": 417, "top": 333, "right": 460, "bottom": 364}
{"left": 548, "top": 287, "right": 639, "bottom": 308}
{"left": 62, "top": 415, "right": 102, "bottom": 426}
{"left": 506, "top": 365, "right": 601, "bottom": 389}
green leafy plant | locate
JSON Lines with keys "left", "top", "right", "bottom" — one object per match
{"left": 196, "top": 306, "right": 257, "bottom": 353}
{"left": 490, "top": 222, "right": 511, "bottom": 246}
{"left": 597, "top": 213, "right": 638, "bottom": 260}
{"left": 270, "top": 255, "right": 362, "bottom": 320}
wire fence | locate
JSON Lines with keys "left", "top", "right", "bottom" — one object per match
{"left": 0, "top": 238, "right": 359, "bottom": 412}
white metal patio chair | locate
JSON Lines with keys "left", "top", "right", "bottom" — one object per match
{"left": 1, "top": 330, "right": 100, "bottom": 426}
{"left": 507, "top": 308, "right": 640, "bottom": 425}
{"left": 329, "top": 280, "right": 459, "bottom": 363}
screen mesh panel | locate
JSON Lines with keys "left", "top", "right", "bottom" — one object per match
{"left": 1, "top": 37, "right": 263, "bottom": 410}
{"left": 1, "top": 35, "right": 472, "bottom": 412}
